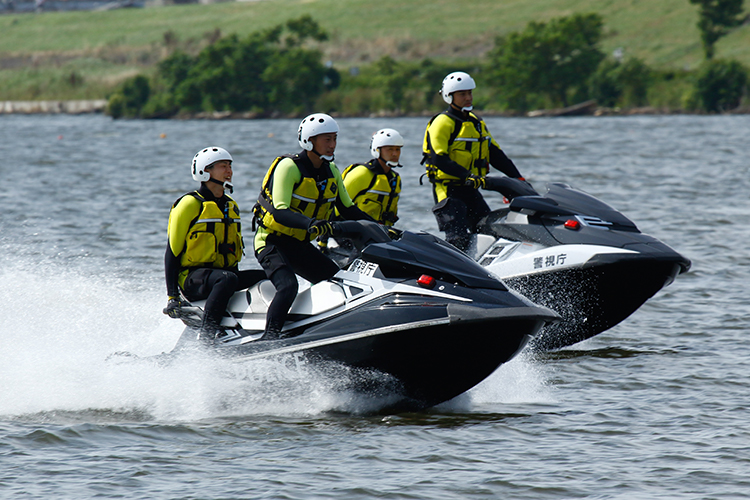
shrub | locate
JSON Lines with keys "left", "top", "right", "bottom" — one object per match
{"left": 486, "top": 13, "right": 606, "bottom": 110}
{"left": 334, "top": 57, "right": 461, "bottom": 115}
{"left": 589, "top": 57, "right": 652, "bottom": 108}
{"left": 106, "top": 16, "right": 333, "bottom": 118}
{"left": 689, "top": 0, "right": 747, "bottom": 60}
{"left": 106, "top": 92, "right": 126, "bottom": 119}
{"left": 694, "top": 59, "right": 748, "bottom": 112}
{"left": 106, "top": 75, "right": 150, "bottom": 118}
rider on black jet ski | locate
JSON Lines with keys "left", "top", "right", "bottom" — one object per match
{"left": 164, "top": 147, "right": 259, "bottom": 342}
{"left": 340, "top": 128, "right": 404, "bottom": 227}
{"left": 253, "top": 113, "right": 374, "bottom": 340}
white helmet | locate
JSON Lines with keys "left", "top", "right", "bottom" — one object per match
{"left": 370, "top": 128, "right": 404, "bottom": 165}
{"left": 440, "top": 71, "right": 476, "bottom": 105}
{"left": 298, "top": 113, "right": 339, "bottom": 151}
{"left": 191, "top": 146, "right": 232, "bottom": 183}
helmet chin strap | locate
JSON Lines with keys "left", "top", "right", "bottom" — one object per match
{"left": 382, "top": 158, "right": 402, "bottom": 168}
{"left": 378, "top": 153, "right": 401, "bottom": 168}
{"left": 208, "top": 177, "right": 233, "bottom": 193}
{"left": 312, "top": 148, "right": 334, "bottom": 162}
{"left": 450, "top": 102, "right": 473, "bottom": 113}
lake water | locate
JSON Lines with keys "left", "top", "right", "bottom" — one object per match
{"left": 0, "top": 113, "right": 748, "bottom": 499}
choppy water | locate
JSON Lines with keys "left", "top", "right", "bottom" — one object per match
{"left": 1, "top": 113, "right": 748, "bottom": 499}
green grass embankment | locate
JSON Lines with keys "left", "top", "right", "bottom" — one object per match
{"left": 1, "top": 0, "right": 748, "bottom": 105}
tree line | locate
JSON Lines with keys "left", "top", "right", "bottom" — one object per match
{"left": 107, "top": 4, "right": 748, "bottom": 119}
{"left": 107, "top": 15, "right": 339, "bottom": 119}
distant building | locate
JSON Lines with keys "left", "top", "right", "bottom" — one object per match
{"left": 1, "top": 0, "right": 145, "bottom": 13}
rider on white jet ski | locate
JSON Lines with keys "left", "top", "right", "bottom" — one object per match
{"left": 422, "top": 71, "right": 536, "bottom": 252}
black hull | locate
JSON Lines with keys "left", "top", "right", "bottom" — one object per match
{"left": 479, "top": 183, "right": 691, "bottom": 350}
{"left": 221, "top": 304, "right": 555, "bottom": 411}
{"left": 158, "top": 225, "right": 561, "bottom": 412}
{"left": 310, "top": 316, "right": 545, "bottom": 410}
{"left": 504, "top": 254, "right": 685, "bottom": 350}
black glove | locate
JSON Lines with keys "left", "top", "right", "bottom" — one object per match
{"left": 465, "top": 175, "right": 486, "bottom": 189}
{"left": 381, "top": 211, "right": 399, "bottom": 224}
{"left": 163, "top": 297, "right": 186, "bottom": 318}
{"left": 308, "top": 220, "right": 338, "bottom": 238}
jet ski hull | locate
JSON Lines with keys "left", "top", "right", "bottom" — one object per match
{"left": 473, "top": 183, "right": 691, "bottom": 350}
{"left": 215, "top": 302, "right": 554, "bottom": 410}
{"left": 161, "top": 226, "right": 559, "bottom": 412}
{"left": 502, "top": 253, "right": 685, "bottom": 350}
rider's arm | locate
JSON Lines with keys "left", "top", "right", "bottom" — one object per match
{"left": 432, "top": 154, "right": 470, "bottom": 179}
{"left": 164, "top": 247, "right": 180, "bottom": 298}
{"left": 426, "top": 114, "right": 471, "bottom": 179}
{"left": 332, "top": 163, "right": 374, "bottom": 221}
{"left": 269, "top": 158, "right": 317, "bottom": 229}
{"left": 165, "top": 196, "right": 200, "bottom": 298}
{"left": 485, "top": 125, "right": 523, "bottom": 179}
{"left": 489, "top": 143, "right": 523, "bottom": 179}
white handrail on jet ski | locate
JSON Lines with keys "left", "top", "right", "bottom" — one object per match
{"left": 468, "top": 180, "right": 691, "bottom": 351}
{"left": 163, "top": 220, "right": 559, "bottom": 411}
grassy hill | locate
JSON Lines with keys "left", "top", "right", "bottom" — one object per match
{"left": 1, "top": 0, "right": 749, "bottom": 101}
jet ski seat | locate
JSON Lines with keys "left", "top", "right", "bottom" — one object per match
{"left": 468, "top": 234, "right": 496, "bottom": 260}
{"left": 256, "top": 279, "right": 347, "bottom": 316}
{"left": 258, "top": 279, "right": 277, "bottom": 306}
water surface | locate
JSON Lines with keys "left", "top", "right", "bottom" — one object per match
{"left": 1, "top": 114, "right": 748, "bottom": 499}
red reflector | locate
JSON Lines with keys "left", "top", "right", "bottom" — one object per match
{"left": 564, "top": 219, "right": 580, "bottom": 230}
{"left": 417, "top": 275, "right": 436, "bottom": 289}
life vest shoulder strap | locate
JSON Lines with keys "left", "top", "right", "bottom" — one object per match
{"left": 171, "top": 191, "right": 206, "bottom": 232}
{"left": 273, "top": 153, "right": 315, "bottom": 192}
{"left": 341, "top": 162, "right": 366, "bottom": 179}
{"left": 256, "top": 154, "right": 302, "bottom": 209}
{"left": 253, "top": 153, "right": 331, "bottom": 229}
{"left": 434, "top": 111, "right": 464, "bottom": 148}
{"left": 422, "top": 112, "right": 462, "bottom": 165}
{"left": 343, "top": 163, "right": 379, "bottom": 201}
{"left": 171, "top": 190, "right": 204, "bottom": 208}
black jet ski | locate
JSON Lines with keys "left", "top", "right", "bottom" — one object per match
{"left": 166, "top": 221, "right": 558, "bottom": 411}
{"left": 468, "top": 182, "right": 691, "bottom": 350}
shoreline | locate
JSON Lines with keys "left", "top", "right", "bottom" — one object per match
{"left": 1, "top": 99, "right": 748, "bottom": 117}
{"left": 0, "top": 99, "right": 108, "bottom": 114}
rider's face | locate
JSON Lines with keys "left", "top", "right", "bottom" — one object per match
{"left": 207, "top": 160, "right": 233, "bottom": 183}
{"left": 311, "top": 133, "right": 337, "bottom": 156}
{"left": 452, "top": 89, "right": 473, "bottom": 109}
{"left": 380, "top": 145, "right": 401, "bottom": 163}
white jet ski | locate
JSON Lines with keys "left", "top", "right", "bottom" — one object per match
{"left": 468, "top": 182, "right": 691, "bottom": 350}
